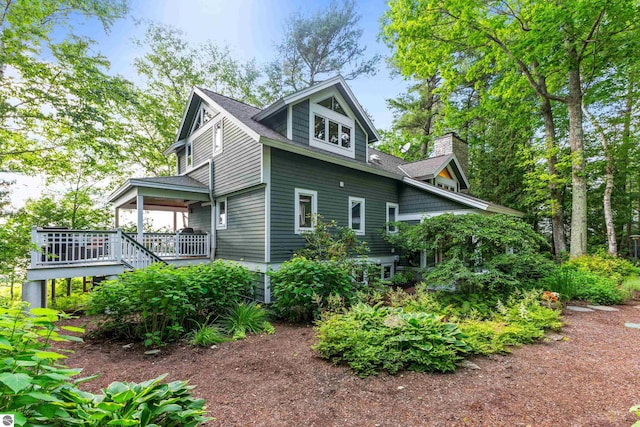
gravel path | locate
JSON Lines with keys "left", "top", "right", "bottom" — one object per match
{"left": 61, "top": 304, "right": 640, "bottom": 426}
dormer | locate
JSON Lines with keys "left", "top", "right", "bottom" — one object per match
{"left": 253, "top": 76, "right": 380, "bottom": 163}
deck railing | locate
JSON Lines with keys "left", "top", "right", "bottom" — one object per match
{"left": 31, "top": 228, "right": 210, "bottom": 269}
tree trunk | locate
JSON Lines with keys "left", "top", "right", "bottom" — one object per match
{"left": 583, "top": 103, "right": 617, "bottom": 255}
{"left": 538, "top": 78, "right": 567, "bottom": 256}
{"left": 567, "top": 55, "right": 588, "bottom": 257}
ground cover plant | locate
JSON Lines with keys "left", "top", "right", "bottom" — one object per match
{"left": 0, "top": 304, "right": 211, "bottom": 426}
{"left": 88, "top": 261, "right": 255, "bottom": 346}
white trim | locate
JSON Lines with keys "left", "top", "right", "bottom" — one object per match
{"left": 174, "top": 89, "right": 196, "bottom": 143}
{"left": 381, "top": 263, "right": 394, "bottom": 280}
{"left": 386, "top": 202, "right": 399, "bottom": 234}
{"left": 216, "top": 197, "right": 228, "bottom": 230}
{"left": 189, "top": 103, "right": 218, "bottom": 136}
{"left": 212, "top": 118, "right": 223, "bottom": 157}
{"left": 403, "top": 177, "right": 489, "bottom": 210}
{"left": 108, "top": 179, "right": 209, "bottom": 204}
{"left": 398, "top": 209, "right": 483, "bottom": 222}
{"left": 348, "top": 196, "right": 365, "bottom": 235}
{"left": 294, "top": 188, "right": 317, "bottom": 234}
{"left": 286, "top": 104, "right": 293, "bottom": 139}
{"left": 194, "top": 87, "right": 260, "bottom": 141}
{"left": 179, "top": 159, "right": 210, "bottom": 177}
{"left": 309, "top": 88, "right": 356, "bottom": 159}
{"left": 263, "top": 146, "right": 271, "bottom": 262}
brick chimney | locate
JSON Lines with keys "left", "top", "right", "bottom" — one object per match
{"left": 433, "top": 133, "right": 468, "bottom": 178}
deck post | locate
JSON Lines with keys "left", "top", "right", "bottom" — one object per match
{"left": 22, "top": 280, "right": 47, "bottom": 308}
{"left": 115, "top": 229, "right": 123, "bottom": 262}
{"left": 136, "top": 194, "right": 144, "bottom": 244}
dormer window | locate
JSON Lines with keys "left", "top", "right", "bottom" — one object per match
{"left": 318, "top": 96, "right": 347, "bottom": 116}
{"left": 309, "top": 91, "right": 356, "bottom": 159}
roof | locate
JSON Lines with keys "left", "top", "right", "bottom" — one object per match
{"left": 132, "top": 176, "right": 208, "bottom": 189}
{"left": 398, "top": 155, "right": 451, "bottom": 179}
{"left": 108, "top": 175, "right": 209, "bottom": 204}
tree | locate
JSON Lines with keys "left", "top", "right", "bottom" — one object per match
{"left": 0, "top": 0, "right": 130, "bottom": 175}
{"left": 268, "top": 0, "right": 380, "bottom": 94}
{"left": 383, "top": 0, "right": 640, "bottom": 257}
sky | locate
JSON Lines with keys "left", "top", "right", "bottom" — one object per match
{"left": 4, "top": 0, "right": 410, "bottom": 211}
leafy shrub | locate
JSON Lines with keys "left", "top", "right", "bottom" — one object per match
{"left": 538, "top": 266, "right": 626, "bottom": 305}
{"left": 422, "top": 258, "right": 519, "bottom": 296}
{"left": 50, "top": 291, "right": 91, "bottom": 313}
{"left": 565, "top": 253, "right": 639, "bottom": 284}
{"left": 489, "top": 253, "right": 556, "bottom": 286}
{"left": 270, "top": 257, "right": 354, "bottom": 322}
{"left": 222, "top": 302, "right": 274, "bottom": 339}
{"left": 89, "top": 261, "right": 253, "bottom": 346}
{"left": 0, "top": 304, "right": 211, "bottom": 426}
{"left": 314, "top": 303, "right": 470, "bottom": 377}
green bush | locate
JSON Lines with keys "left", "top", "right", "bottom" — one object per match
{"left": 538, "top": 266, "right": 626, "bottom": 305}
{"left": 88, "top": 261, "right": 253, "bottom": 346}
{"left": 489, "top": 253, "right": 556, "bottom": 286}
{"left": 50, "top": 291, "right": 91, "bottom": 313}
{"left": 270, "top": 257, "right": 354, "bottom": 322}
{"left": 188, "top": 322, "right": 229, "bottom": 347}
{"left": 314, "top": 303, "right": 470, "bottom": 377}
{"left": 565, "top": 253, "right": 639, "bottom": 284}
{"left": 0, "top": 304, "right": 211, "bottom": 426}
{"left": 222, "top": 302, "right": 274, "bottom": 340}
{"left": 422, "top": 258, "right": 519, "bottom": 296}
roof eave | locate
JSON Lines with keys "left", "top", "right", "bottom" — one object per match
{"left": 107, "top": 179, "right": 210, "bottom": 204}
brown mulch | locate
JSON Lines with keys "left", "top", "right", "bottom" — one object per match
{"left": 58, "top": 304, "right": 640, "bottom": 427}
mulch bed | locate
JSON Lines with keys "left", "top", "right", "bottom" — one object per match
{"left": 58, "top": 304, "right": 640, "bottom": 426}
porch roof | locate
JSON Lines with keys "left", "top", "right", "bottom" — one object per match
{"left": 109, "top": 176, "right": 210, "bottom": 210}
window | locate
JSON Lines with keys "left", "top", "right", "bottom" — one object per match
{"left": 213, "top": 120, "right": 223, "bottom": 155}
{"left": 381, "top": 263, "right": 394, "bottom": 280}
{"left": 295, "top": 188, "right": 317, "bottom": 234}
{"left": 348, "top": 196, "right": 365, "bottom": 235}
{"left": 216, "top": 198, "right": 227, "bottom": 229}
{"left": 318, "top": 96, "right": 347, "bottom": 116}
{"left": 186, "top": 141, "right": 193, "bottom": 168}
{"left": 386, "top": 202, "right": 399, "bottom": 234}
{"left": 190, "top": 104, "right": 216, "bottom": 134}
{"left": 313, "top": 114, "right": 352, "bottom": 149}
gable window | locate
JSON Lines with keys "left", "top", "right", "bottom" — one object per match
{"left": 213, "top": 120, "right": 223, "bottom": 155}
{"left": 313, "top": 114, "right": 352, "bottom": 149}
{"left": 386, "top": 202, "right": 399, "bottom": 234}
{"left": 295, "top": 188, "right": 317, "bottom": 234}
{"left": 348, "top": 196, "right": 365, "bottom": 235}
{"left": 318, "top": 96, "right": 347, "bottom": 116}
{"left": 216, "top": 197, "right": 227, "bottom": 229}
{"left": 190, "top": 103, "right": 216, "bottom": 135}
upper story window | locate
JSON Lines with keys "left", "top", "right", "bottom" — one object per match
{"left": 434, "top": 167, "right": 459, "bottom": 192}
{"left": 213, "top": 120, "right": 223, "bottom": 155}
{"left": 186, "top": 141, "right": 193, "bottom": 168}
{"left": 216, "top": 197, "right": 227, "bottom": 229}
{"left": 309, "top": 90, "right": 356, "bottom": 159}
{"left": 295, "top": 188, "right": 317, "bottom": 234}
{"left": 318, "top": 96, "right": 347, "bottom": 116}
{"left": 348, "top": 196, "right": 365, "bottom": 235}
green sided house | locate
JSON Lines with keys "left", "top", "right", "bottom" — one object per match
{"left": 23, "top": 75, "right": 520, "bottom": 306}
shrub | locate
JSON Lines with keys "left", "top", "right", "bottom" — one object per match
{"left": 88, "top": 261, "right": 253, "bottom": 346}
{"left": 565, "top": 253, "right": 639, "bottom": 284}
{"left": 422, "top": 258, "right": 519, "bottom": 296}
{"left": 270, "top": 257, "right": 354, "bottom": 322}
{"left": 50, "top": 291, "right": 91, "bottom": 313}
{"left": 222, "top": 302, "right": 274, "bottom": 339}
{"left": 314, "top": 303, "right": 470, "bottom": 377}
{"left": 538, "top": 266, "right": 626, "bottom": 305}
{"left": 188, "top": 322, "right": 229, "bottom": 347}
{"left": 489, "top": 253, "right": 556, "bottom": 286}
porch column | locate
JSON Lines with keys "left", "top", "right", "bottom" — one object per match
{"left": 137, "top": 194, "right": 144, "bottom": 244}
{"left": 115, "top": 207, "right": 120, "bottom": 228}
{"left": 22, "top": 280, "right": 47, "bottom": 308}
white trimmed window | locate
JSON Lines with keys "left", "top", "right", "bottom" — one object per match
{"left": 186, "top": 141, "right": 193, "bottom": 169}
{"left": 190, "top": 103, "right": 215, "bottom": 135}
{"left": 309, "top": 91, "right": 356, "bottom": 158}
{"left": 348, "top": 196, "right": 365, "bottom": 235}
{"left": 295, "top": 188, "right": 317, "bottom": 234}
{"left": 381, "top": 263, "right": 394, "bottom": 280}
{"left": 216, "top": 197, "right": 227, "bottom": 229}
{"left": 386, "top": 202, "right": 399, "bottom": 234}
{"left": 213, "top": 119, "right": 223, "bottom": 156}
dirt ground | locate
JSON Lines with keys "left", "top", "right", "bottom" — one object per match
{"left": 59, "top": 304, "right": 640, "bottom": 427}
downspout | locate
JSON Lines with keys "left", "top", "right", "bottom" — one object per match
{"left": 209, "top": 160, "right": 216, "bottom": 260}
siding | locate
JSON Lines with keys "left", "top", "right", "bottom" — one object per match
{"left": 188, "top": 202, "right": 211, "bottom": 233}
{"left": 252, "top": 273, "right": 266, "bottom": 303}
{"left": 211, "top": 118, "right": 262, "bottom": 196}
{"left": 192, "top": 126, "right": 213, "bottom": 167}
{"left": 291, "top": 100, "right": 309, "bottom": 145}
{"left": 355, "top": 125, "right": 366, "bottom": 162}
{"left": 216, "top": 187, "right": 265, "bottom": 262}
{"left": 187, "top": 163, "right": 210, "bottom": 186}
{"left": 398, "top": 184, "right": 468, "bottom": 213}
{"left": 270, "top": 149, "right": 397, "bottom": 262}
{"left": 177, "top": 148, "right": 186, "bottom": 174}
{"left": 261, "top": 109, "right": 287, "bottom": 137}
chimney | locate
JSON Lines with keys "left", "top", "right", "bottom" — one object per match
{"left": 433, "top": 133, "right": 468, "bottom": 178}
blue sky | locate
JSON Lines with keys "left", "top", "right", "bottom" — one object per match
{"left": 78, "top": 0, "right": 408, "bottom": 129}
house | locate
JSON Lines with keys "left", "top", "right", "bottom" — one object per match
{"left": 22, "top": 75, "right": 520, "bottom": 307}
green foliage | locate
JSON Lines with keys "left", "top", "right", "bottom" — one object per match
{"left": 270, "top": 257, "right": 354, "bottom": 322}
{"left": 188, "top": 322, "right": 229, "bottom": 347}
{"left": 630, "top": 404, "right": 640, "bottom": 427}
{"left": 295, "top": 216, "right": 369, "bottom": 261}
{"left": 51, "top": 292, "right": 91, "bottom": 314}
{"left": 489, "top": 253, "right": 556, "bottom": 286}
{"left": 538, "top": 266, "right": 627, "bottom": 305}
{"left": 88, "top": 261, "right": 253, "bottom": 346}
{"left": 423, "top": 258, "right": 519, "bottom": 296}
{"left": 221, "top": 302, "right": 274, "bottom": 340}
{"left": 565, "top": 253, "right": 639, "bottom": 284}
{"left": 314, "top": 303, "right": 469, "bottom": 377}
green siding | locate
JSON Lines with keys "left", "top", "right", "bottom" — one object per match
{"left": 270, "top": 149, "right": 397, "bottom": 262}
{"left": 187, "top": 163, "right": 210, "bottom": 186}
{"left": 262, "top": 109, "right": 287, "bottom": 137}
{"left": 398, "top": 184, "right": 468, "bottom": 213}
{"left": 291, "top": 100, "right": 309, "bottom": 145}
{"left": 216, "top": 187, "right": 265, "bottom": 262}
{"left": 188, "top": 202, "right": 211, "bottom": 232}
{"left": 192, "top": 126, "right": 213, "bottom": 167}
{"left": 355, "top": 125, "right": 366, "bottom": 162}
{"left": 177, "top": 148, "right": 186, "bottom": 174}
{"left": 212, "top": 118, "right": 262, "bottom": 196}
